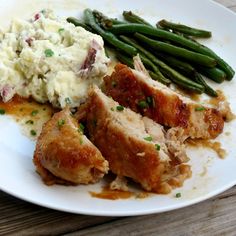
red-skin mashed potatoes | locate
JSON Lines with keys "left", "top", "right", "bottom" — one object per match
{"left": 0, "top": 9, "right": 109, "bottom": 107}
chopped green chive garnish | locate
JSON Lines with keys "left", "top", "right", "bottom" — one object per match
{"left": 30, "top": 130, "right": 37, "bottom": 136}
{"left": 44, "top": 49, "right": 54, "bottom": 57}
{"left": 138, "top": 100, "right": 148, "bottom": 109}
{"left": 146, "top": 96, "right": 155, "bottom": 107}
{"left": 111, "top": 81, "right": 117, "bottom": 88}
{"left": 65, "top": 97, "right": 71, "bottom": 104}
{"left": 78, "top": 123, "right": 85, "bottom": 133}
{"left": 25, "top": 120, "right": 34, "bottom": 125}
{"left": 116, "top": 105, "right": 124, "bottom": 111}
{"left": 155, "top": 144, "right": 161, "bottom": 151}
{"left": 146, "top": 96, "right": 152, "bottom": 104}
{"left": 57, "top": 119, "right": 65, "bottom": 128}
{"left": 195, "top": 107, "right": 205, "bottom": 111}
{"left": 31, "top": 110, "right": 39, "bottom": 116}
{"left": 58, "top": 28, "right": 64, "bottom": 33}
{"left": 0, "top": 109, "right": 5, "bottom": 115}
{"left": 80, "top": 138, "right": 83, "bottom": 145}
{"left": 144, "top": 136, "right": 152, "bottom": 142}
{"left": 175, "top": 192, "right": 181, "bottom": 198}
{"left": 110, "top": 107, "right": 114, "bottom": 111}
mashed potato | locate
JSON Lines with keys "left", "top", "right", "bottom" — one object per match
{"left": 0, "top": 9, "right": 109, "bottom": 107}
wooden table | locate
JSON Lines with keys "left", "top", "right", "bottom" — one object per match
{"left": 1, "top": 0, "right": 236, "bottom": 235}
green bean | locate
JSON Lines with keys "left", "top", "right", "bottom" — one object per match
{"left": 159, "top": 68, "right": 204, "bottom": 93}
{"left": 119, "top": 35, "right": 204, "bottom": 92}
{"left": 156, "top": 49, "right": 225, "bottom": 84}
{"left": 115, "top": 51, "right": 134, "bottom": 68}
{"left": 83, "top": 9, "right": 137, "bottom": 56}
{"left": 155, "top": 52, "right": 222, "bottom": 90}
{"left": 108, "top": 23, "right": 235, "bottom": 79}
{"left": 104, "top": 46, "right": 110, "bottom": 58}
{"left": 135, "top": 33, "right": 216, "bottom": 67}
{"left": 149, "top": 71, "right": 168, "bottom": 83}
{"left": 196, "top": 66, "right": 226, "bottom": 83}
{"left": 139, "top": 54, "right": 171, "bottom": 85}
{"left": 157, "top": 20, "right": 212, "bottom": 38}
{"left": 67, "top": 17, "right": 93, "bottom": 32}
{"left": 93, "top": 10, "right": 125, "bottom": 28}
{"left": 118, "top": 35, "right": 169, "bottom": 84}
{"left": 193, "top": 72, "right": 218, "bottom": 97}
{"left": 155, "top": 52, "right": 195, "bottom": 76}
{"left": 123, "top": 11, "right": 152, "bottom": 26}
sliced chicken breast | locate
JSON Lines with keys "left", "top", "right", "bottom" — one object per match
{"left": 77, "top": 86, "right": 191, "bottom": 194}
{"left": 103, "top": 63, "right": 224, "bottom": 139}
{"left": 33, "top": 107, "right": 108, "bottom": 185}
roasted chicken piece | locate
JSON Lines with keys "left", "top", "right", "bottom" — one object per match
{"left": 33, "top": 107, "right": 108, "bottom": 185}
{"left": 103, "top": 63, "right": 225, "bottom": 139}
{"left": 77, "top": 86, "right": 191, "bottom": 194}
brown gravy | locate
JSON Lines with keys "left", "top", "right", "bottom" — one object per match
{"left": 175, "top": 87, "right": 201, "bottom": 102}
{"left": 90, "top": 186, "right": 134, "bottom": 200}
{"left": 0, "top": 95, "right": 55, "bottom": 119}
{"left": 208, "top": 90, "right": 225, "bottom": 107}
{"left": 208, "top": 90, "right": 235, "bottom": 122}
{"left": 89, "top": 185, "right": 151, "bottom": 200}
{"left": 187, "top": 139, "right": 226, "bottom": 159}
{"left": 0, "top": 95, "right": 55, "bottom": 138}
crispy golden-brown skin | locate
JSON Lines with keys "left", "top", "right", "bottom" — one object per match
{"left": 33, "top": 108, "right": 108, "bottom": 185}
{"left": 103, "top": 64, "right": 224, "bottom": 139}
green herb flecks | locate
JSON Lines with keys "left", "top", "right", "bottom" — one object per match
{"left": 116, "top": 105, "right": 124, "bottom": 111}
{"left": 30, "top": 130, "right": 37, "bottom": 136}
{"left": 57, "top": 119, "right": 65, "bottom": 129}
{"left": 195, "top": 107, "right": 205, "bottom": 111}
{"left": 144, "top": 136, "right": 153, "bottom": 142}
{"left": 44, "top": 49, "right": 54, "bottom": 57}
{"left": 58, "top": 28, "right": 65, "bottom": 33}
{"left": 0, "top": 109, "right": 5, "bottom": 115}
{"left": 146, "top": 96, "right": 152, "bottom": 104}
{"left": 146, "top": 96, "right": 155, "bottom": 107}
{"left": 31, "top": 110, "right": 39, "bottom": 116}
{"left": 138, "top": 100, "right": 149, "bottom": 109}
{"left": 80, "top": 137, "right": 83, "bottom": 145}
{"left": 78, "top": 123, "right": 85, "bottom": 134}
{"left": 25, "top": 120, "right": 34, "bottom": 125}
{"left": 175, "top": 192, "right": 181, "bottom": 198}
{"left": 111, "top": 80, "right": 117, "bottom": 88}
{"left": 65, "top": 97, "right": 71, "bottom": 104}
{"left": 155, "top": 144, "right": 161, "bottom": 151}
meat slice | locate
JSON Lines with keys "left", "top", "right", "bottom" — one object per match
{"left": 33, "top": 107, "right": 108, "bottom": 185}
{"left": 78, "top": 86, "right": 191, "bottom": 194}
{"left": 103, "top": 63, "right": 224, "bottom": 139}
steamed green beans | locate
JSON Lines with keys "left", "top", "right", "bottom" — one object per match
{"left": 157, "top": 20, "right": 212, "bottom": 38}
{"left": 135, "top": 33, "right": 216, "bottom": 67}
{"left": 119, "top": 35, "right": 204, "bottom": 93}
{"left": 108, "top": 23, "right": 235, "bottom": 79}
{"left": 67, "top": 17, "right": 93, "bottom": 31}
{"left": 193, "top": 72, "right": 218, "bottom": 97}
{"left": 123, "top": 11, "right": 152, "bottom": 26}
{"left": 83, "top": 9, "right": 137, "bottom": 56}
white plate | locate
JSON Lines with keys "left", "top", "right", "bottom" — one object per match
{"left": 0, "top": 0, "right": 236, "bottom": 216}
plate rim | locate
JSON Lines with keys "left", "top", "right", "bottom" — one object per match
{"left": 0, "top": 0, "right": 236, "bottom": 216}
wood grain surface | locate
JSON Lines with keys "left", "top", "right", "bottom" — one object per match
{"left": 1, "top": 0, "right": 236, "bottom": 235}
